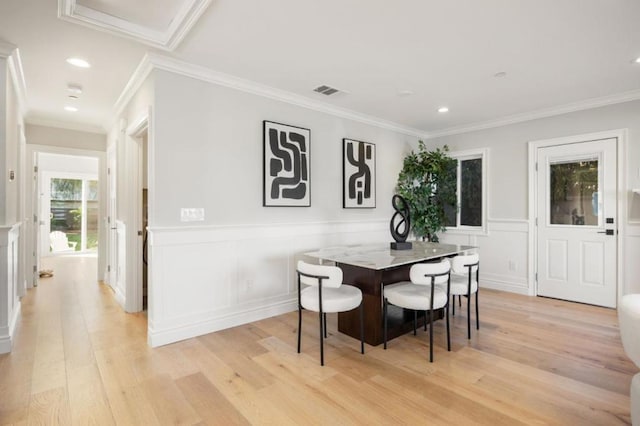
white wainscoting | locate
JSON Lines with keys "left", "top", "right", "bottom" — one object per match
{"left": 625, "top": 224, "right": 640, "bottom": 295}
{"left": 438, "top": 219, "right": 531, "bottom": 295}
{"left": 146, "top": 219, "right": 390, "bottom": 347}
{"left": 0, "top": 223, "right": 21, "bottom": 354}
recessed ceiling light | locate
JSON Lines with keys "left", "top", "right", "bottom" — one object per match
{"left": 67, "top": 83, "right": 83, "bottom": 95}
{"left": 634, "top": 57, "right": 640, "bottom": 64}
{"left": 494, "top": 71, "right": 507, "bottom": 78}
{"left": 64, "top": 106, "right": 78, "bottom": 112}
{"left": 397, "top": 90, "right": 414, "bottom": 97}
{"left": 437, "top": 107, "right": 449, "bottom": 113}
{"left": 66, "top": 57, "right": 91, "bottom": 68}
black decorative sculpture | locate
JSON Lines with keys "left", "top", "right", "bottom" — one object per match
{"left": 390, "top": 194, "right": 412, "bottom": 250}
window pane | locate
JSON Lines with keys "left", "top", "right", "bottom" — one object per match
{"left": 460, "top": 158, "right": 482, "bottom": 226}
{"left": 549, "top": 160, "right": 598, "bottom": 226}
{"left": 443, "top": 163, "right": 457, "bottom": 227}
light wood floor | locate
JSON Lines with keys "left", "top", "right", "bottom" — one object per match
{"left": 0, "top": 256, "right": 636, "bottom": 425}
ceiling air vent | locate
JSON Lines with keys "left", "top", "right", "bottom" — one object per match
{"left": 314, "top": 85, "right": 340, "bottom": 96}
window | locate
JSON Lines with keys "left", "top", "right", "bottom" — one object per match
{"left": 444, "top": 149, "right": 488, "bottom": 232}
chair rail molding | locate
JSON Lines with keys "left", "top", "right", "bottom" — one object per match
{"left": 146, "top": 219, "right": 390, "bottom": 347}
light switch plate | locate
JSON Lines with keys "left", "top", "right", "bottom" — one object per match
{"left": 180, "top": 208, "right": 205, "bottom": 222}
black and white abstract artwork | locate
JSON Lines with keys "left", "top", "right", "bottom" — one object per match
{"left": 343, "top": 138, "right": 376, "bottom": 208}
{"left": 263, "top": 121, "right": 311, "bottom": 207}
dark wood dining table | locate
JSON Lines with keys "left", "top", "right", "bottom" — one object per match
{"left": 305, "top": 241, "right": 476, "bottom": 346}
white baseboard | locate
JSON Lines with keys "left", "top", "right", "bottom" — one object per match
{"left": 114, "top": 287, "right": 126, "bottom": 309}
{"left": 0, "top": 302, "right": 20, "bottom": 354}
{"left": 147, "top": 299, "right": 297, "bottom": 347}
{"left": 481, "top": 276, "right": 531, "bottom": 296}
{"left": 0, "top": 334, "right": 10, "bottom": 354}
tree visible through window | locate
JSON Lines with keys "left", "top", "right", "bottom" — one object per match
{"left": 444, "top": 152, "right": 485, "bottom": 229}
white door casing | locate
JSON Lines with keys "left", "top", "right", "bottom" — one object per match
{"left": 536, "top": 138, "right": 617, "bottom": 308}
{"left": 31, "top": 152, "right": 40, "bottom": 287}
{"left": 107, "top": 144, "right": 117, "bottom": 290}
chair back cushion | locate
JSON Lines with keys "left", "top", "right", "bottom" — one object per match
{"left": 410, "top": 261, "right": 450, "bottom": 286}
{"left": 451, "top": 253, "right": 480, "bottom": 275}
{"left": 297, "top": 260, "right": 343, "bottom": 288}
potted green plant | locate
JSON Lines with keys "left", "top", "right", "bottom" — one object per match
{"left": 396, "top": 141, "right": 457, "bottom": 242}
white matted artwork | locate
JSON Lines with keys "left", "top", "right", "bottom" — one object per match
{"left": 263, "top": 120, "right": 311, "bottom": 207}
{"left": 343, "top": 138, "right": 376, "bottom": 208}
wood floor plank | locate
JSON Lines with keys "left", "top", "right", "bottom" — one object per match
{"left": 26, "top": 387, "right": 71, "bottom": 426}
{"left": 138, "top": 374, "right": 201, "bottom": 425}
{"left": 175, "top": 372, "right": 250, "bottom": 425}
{"left": 1, "top": 255, "right": 636, "bottom": 425}
{"left": 66, "top": 363, "right": 115, "bottom": 426}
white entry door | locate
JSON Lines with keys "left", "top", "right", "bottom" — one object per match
{"left": 536, "top": 138, "right": 617, "bottom": 308}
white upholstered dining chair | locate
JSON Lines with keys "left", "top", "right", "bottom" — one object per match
{"left": 296, "top": 260, "right": 364, "bottom": 366}
{"left": 619, "top": 294, "right": 640, "bottom": 425}
{"left": 383, "top": 261, "right": 451, "bottom": 362}
{"left": 441, "top": 253, "right": 480, "bottom": 339}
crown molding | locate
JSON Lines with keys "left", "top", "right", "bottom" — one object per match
{"left": 0, "top": 43, "right": 28, "bottom": 116}
{"left": 7, "top": 48, "right": 28, "bottom": 117}
{"left": 425, "top": 89, "right": 640, "bottom": 139}
{"left": 110, "top": 53, "right": 155, "bottom": 129}
{"left": 112, "top": 53, "right": 640, "bottom": 141}
{"left": 121, "top": 53, "right": 425, "bottom": 138}
{"left": 58, "top": 0, "right": 212, "bottom": 51}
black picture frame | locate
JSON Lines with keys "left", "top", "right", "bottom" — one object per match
{"left": 343, "top": 138, "right": 376, "bottom": 208}
{"left": 263, "top": 120, "right": 311, "bottom": 207}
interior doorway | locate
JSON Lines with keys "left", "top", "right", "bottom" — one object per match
{"left": 27, "top": 146, "right": 106, "bottom": 289}
{"left": 123, "top": 115, "right": 149, "bottom": 313}
{"left": 533, "top": 136, "right": 619, "bottom": 308}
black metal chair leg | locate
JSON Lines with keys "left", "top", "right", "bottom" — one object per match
{"left": 383, "top": 298, "right": 388, "bottom": 350}
{"left": 452, "top": 295, "right": 456, "bottom": 316}
{"left": 323, "top": 313, "right": 327, "bottom": 338}
{"left": 424, "top": 311, "right": 427, "bottom": 331}
{"left": 297, "top": 305, "right": 302, "bottom": 353}
{"left": 360, "top": 303, "right": 364, "bottom": 354}
{"left": 476, "top": 291, "right": 480, "bottom": 330}
{"left": 446, "top": 305, "right": 451, "bottom": 351}
{"left": 319, "top": 310, "right": 324, "bottom": 366}
{"left": 459, "top": 295, "right": 462, "bottom": 307}
{"left": 413, "top": 311, "right": 417, "bottom": 336}
{"left": 429, "top": 308, "right": 434, "bottom": 362}
{"left": 467, "top": 295, "right": 471, "bottom": 340}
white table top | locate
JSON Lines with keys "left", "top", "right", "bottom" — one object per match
{"left": 305, "top": 241, "right": 477, "bottom": 271}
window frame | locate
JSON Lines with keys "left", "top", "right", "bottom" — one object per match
{"left": 445, "top": 148, "right": 489, "bottom": 235}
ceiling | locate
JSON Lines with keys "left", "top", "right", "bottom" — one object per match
{"left": 1, "top": 0, "right": 639, "bottom": 135}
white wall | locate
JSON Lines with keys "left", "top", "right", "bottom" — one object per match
{"left": 38, "top": 152, "right": 98, "bottom": 174}
{"left": 25, "top": 124, "right": 106, "bottom": 151}
{"left": 144, "top": 69, "right": 415, "bottom": 346}
{"left": 424, "top": 99, "right": 640, "bottom": 296}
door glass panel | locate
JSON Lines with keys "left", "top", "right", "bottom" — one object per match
{"left": 549, "top": 159, "right": 599, "bottom": 226}
{"left": 50, "top": 178, "right": 82, "bottom": 251}
{"left": 86, "top": 180, "right": 99, "bottom": 252}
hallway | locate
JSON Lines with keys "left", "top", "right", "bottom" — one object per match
{"left": 0, "top": 256, "right": 147, "bottom": 424}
